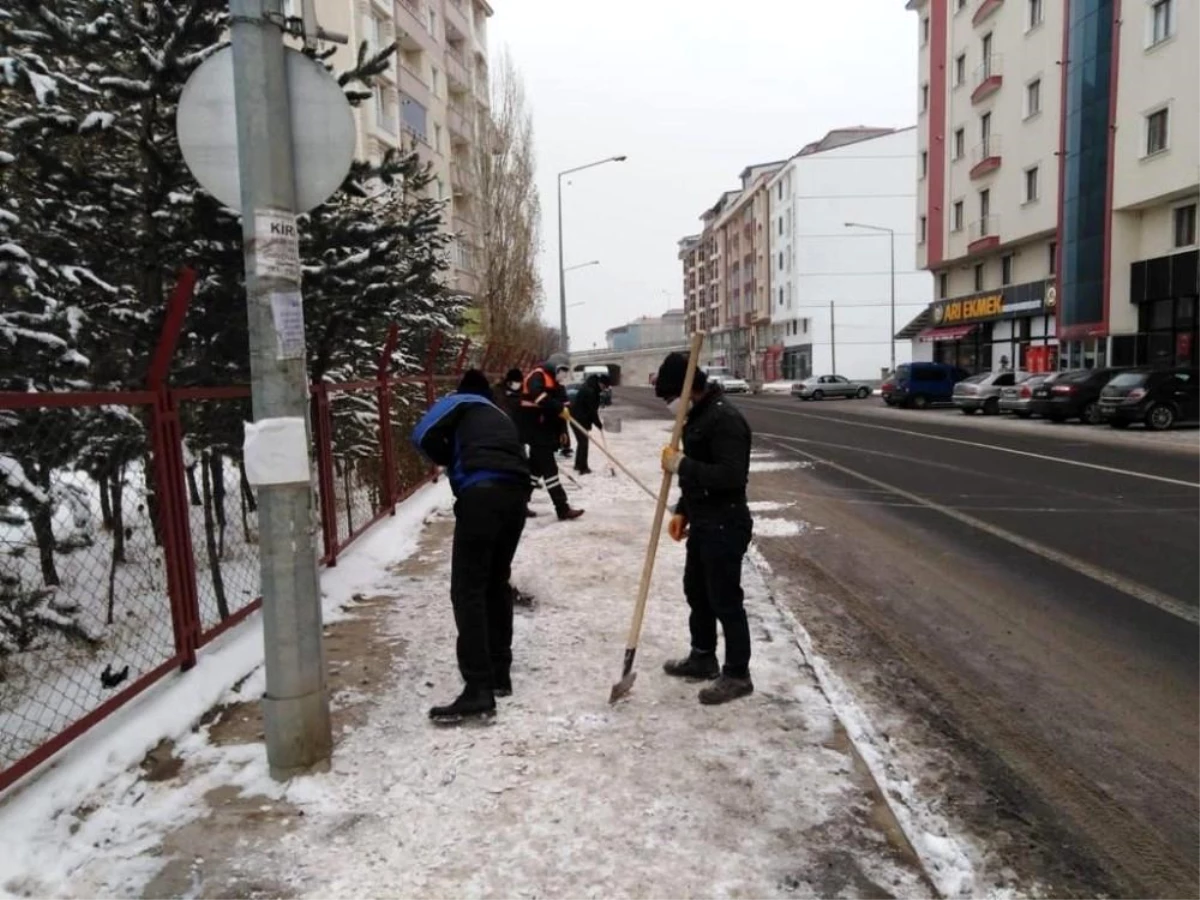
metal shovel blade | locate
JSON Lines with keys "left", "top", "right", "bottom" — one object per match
{"left": 609, "top": 671, "right": 637, "bottom": 704}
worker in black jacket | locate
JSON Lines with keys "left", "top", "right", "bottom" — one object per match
{"left": 654, "top": 352, "right": 755, "bottom": 705}
{"left": 519, "top": 353, "right": 584, "bottom": 521}
{"left": 412, "top": 369, "right": 532, "bottom": 722}
{"left": 568, "top": 372, "right": 609, "bottom": 474}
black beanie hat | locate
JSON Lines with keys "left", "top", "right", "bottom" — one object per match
{"left": 654, "top": 352, "right": 706, "bottom": 400}
{"left": 504, "top": 368, "right": 523, "bottom": 383}
{"left": 457, "top": 368, "right": 492, "bottom": 397}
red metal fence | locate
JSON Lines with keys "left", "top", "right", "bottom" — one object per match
{"left": 0, "top": 271, "right": 535, "bottom": 794}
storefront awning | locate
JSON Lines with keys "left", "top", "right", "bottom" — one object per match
{"left": 918, "top": 324, "right": 977, "bottom": 343}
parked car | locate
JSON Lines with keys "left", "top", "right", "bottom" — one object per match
{"left": 1100, "top": 367, "right": 1200, "bottom": 430}
{"left": 711, "top": 373, "right": 750, "bottom": 394}
{"left": 999, "top": 373, "right": 1051, "bottom": 418}
{"left": 881, "top": 362, "right": 971, "bottom": 409}
{"left": 792, "top": 375, "right": 872, "bottom": 401}
{"left": 953, "top": 371, "right": 1029, "bottom": 415}
{"left": 1029, "top": 367, "right": 1129, "bottom": 424}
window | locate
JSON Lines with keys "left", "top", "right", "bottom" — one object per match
{"left": 1025, "top": 78, "right": 1041, "bottom": 118}
{"left": 955, "top": 54, "right": 967, "bottom": 87}
{"left": 431, "top": 67, "right": 439, "bottom": 95}
{"left": 939, "top": 272, "right": 949, "bottom": 299}
{"left": 1024, "top": 166, "right": 1040, "bottom": 203}
{"left": 374, "top": 86, "right": 395, "bottom": 134}
{"left": 1049, "top": 241, "right": 1057, "bottom": 275}
{"left": 980, "top": 111, "right": 992, "bottom": 143}
{"left": 919, "top": 215, "right": 928, "bottom": 244}
{"left": 974, "top": 263, "right": 985, "bottom": 291}
{"left": 953, "top": 200, "right": 965, "bottom": 231}
{"left": 428, "top": 8, "right": 437, "bottom": 35}
{"left": 921, "top": 83, "right": 929, "bottom": 112}
{"left": 434, "top": 123, "right": 442, "bottom": 152}
{"left": 778, "top": 182, "right": 783, "bottom": 200}
{"left": 778, "top": 252, "right": 784, "bottom": 271}
{"left": 1150, "top": 0, "right": 1175, "bottom": 46}
{"left": 956, "top": 0, "right": 966, "bottom": 11}
{"left": 920, "top": 150, "right": 929, "bottom": 179}
{"left": 981, "top": 33, "right": 993, "bottom": 72}
{"left": 980, "top": 188, "right": 991, "bottom": 221}
{"left": 954, "top": 128, "right": 966, "bottom": 159}
{"left": 1146, "top": 108, "right": 1169, "bottom": 155}
{"left": 1001, "top": 254, "right": 1014, "bottom": 285}
{"left": 922, "top": 16, "right": 930, "bottom": 44}
{"left": 1175, "top": 204, "right": 1198, "bottom": 247}
{"left": 1028, "top": 0, "right": 1043, "bottom": 29}
{"left": 779, "top": 287, "right": 784, "bottom": 306}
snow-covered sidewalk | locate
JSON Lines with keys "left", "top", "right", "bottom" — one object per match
{"left": 1, "top": 415, "right": 955, "bottom": 899}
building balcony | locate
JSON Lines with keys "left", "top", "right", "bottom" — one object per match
{"left": 967, "top": 215, "right": 1001, "bottom": 254}
{"left": 398, "top": 62, "right": 431, "bottom": 108}
{"left": 445, "top": 0, "right": 473, "bottom": 43}
{"left": 971, "top": 55, "right": 1003, "bottom": 103}
{"left": 474, "top": 70, "right": 490, "bottom": 108}
{"left": 445, "top": 47, "right": 471, "bottom": 92}
{"left": 972, "top": 0, "right": 1003, "bottom": 25}
{"left": 969, "top": 135, "right": 1002, "bottom": 178}
{"left": 395, "top": 0, "right": 432, "bottom": 51}
{"left": 450, "top": 162, "right": 473, "bottom": 196}
{"left": 447, "top": 102, "right": 473, "bottom": 144}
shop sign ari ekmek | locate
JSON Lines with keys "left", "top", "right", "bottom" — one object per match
{"left": 930, "top": 280, "right": 1057, "bottom": 328}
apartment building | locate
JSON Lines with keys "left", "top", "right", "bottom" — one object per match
{"left": 907, "top": 0, "right": 1197, "bottom": 373}
{"left": 768, "top": 127, "right": 930, "bottom": 380}
{"left": 683, "top": 165, "right": 784, "bottom": 379}
{"left": 314, "top": 0, "right": 493, "bottom": 300}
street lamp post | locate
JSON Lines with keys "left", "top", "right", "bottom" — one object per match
{"left": 845, "top": 221, "right": 897, "bottom": 373}
{"left": 558, "top": 156, "right": 626, "bottom": 352}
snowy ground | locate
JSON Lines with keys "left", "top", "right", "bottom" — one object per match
{"left": 0, "top": 414, "right": 997, "bottom": 899}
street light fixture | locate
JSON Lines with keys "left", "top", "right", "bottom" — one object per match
{"left": 558, "top": 155, "right": 627, "bottom": 352}
{"left": 845, "top": 221, "right": 897, "bottom": 373}
{"left": 564, "top": 259, "right": 601, "bottom": 273}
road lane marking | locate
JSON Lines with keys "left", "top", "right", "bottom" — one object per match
{"left": 760, "top": 433, "right": 1200, "bottom": 625}
{"left": 738, "top": 398, "right": 1200, "bottom": 489}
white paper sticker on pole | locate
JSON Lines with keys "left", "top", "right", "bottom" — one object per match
{"left": 270, "top": 291, "right": 306, "bottom": 360}
{"left": 254, "top": 208, "right": 301, "bottom": 282}
{"left": 243, "top": 417, "right": 310, "bottom": 486}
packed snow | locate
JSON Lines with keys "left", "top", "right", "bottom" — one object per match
{"left": 751, "top": 516, "right": 809, "bottom": 538}
{"left": 0, "top": 416, "right": 995, "bottom": 899}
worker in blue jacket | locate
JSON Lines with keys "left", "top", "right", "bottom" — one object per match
{"left": 412, "top": 369, "right": 532, "bottom": 723}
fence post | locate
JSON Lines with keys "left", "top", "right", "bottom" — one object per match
{"left": 422, "top": 332, "right": 445, "bottom": 480}
{"left": 453, "top": 339, "right": 471, "bottom": 377}
{"left": 377, "top": 325, "right": 400, "bottom": 513}
{"left": 146, "top": 268, "right": 201, "bottom": 671}
{"left": 311, "top": 383, "right": 340, "bottom": 565}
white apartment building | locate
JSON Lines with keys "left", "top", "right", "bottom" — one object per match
{"left": 313, "top": 0, "right": 493, "bottom": 300}
{"left": 767, "top": 127, "right": 933, "bottom": 380}
{"left": 906, "top": 0, "right": 1197, "bottom": 373}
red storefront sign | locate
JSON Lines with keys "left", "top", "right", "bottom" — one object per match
{"left": 1026, "top": 345, "right": 1058, "bottom": 373}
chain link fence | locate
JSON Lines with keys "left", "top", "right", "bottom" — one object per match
{"left": 0, "top": 339, "right": 525, "bottom": 793}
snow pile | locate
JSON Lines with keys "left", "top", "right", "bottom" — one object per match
{"left": 759, "top": 381, "right": 797, "bottom": 394}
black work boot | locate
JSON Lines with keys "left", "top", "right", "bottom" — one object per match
{"left": 511, "top": 586, "right": 534, "bottom": 608}
{"left": 494, "top": 672, "right": 512, "bottom": 698}
{"left": 662, "top": 651, "right": 720, "bottom": 681}
{"left": 698, "top": 673, "right": 754, "bottom": 706}
{"left": 429, "top": 685, "right": 496, "bottom": 723}
{"left": 557, "top": 507, "right": 585, "bottom": 521}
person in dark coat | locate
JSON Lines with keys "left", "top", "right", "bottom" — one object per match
{"left": 568, "top": 373, "right": 609, "bottom": 474}
{"left": 412, "top": 369, "right": 533, "bottom": 722}
{"left": 493, "top": 367, "right": 524, "bottom": 420}
{"left": 654, "top": 352, "right": 755, "bottom": 705}
{"left": 518, "top": 353, "right": 584, "bottom": 521}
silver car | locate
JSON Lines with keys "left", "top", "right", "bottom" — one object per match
{"left": 999, "top": 373, "right": 1051, "bottom": 418}
{"left": 791, "top": 375, "right": 872, "bottom": 401}
{"left": 952, "top": 371, "right": 1028, "bottom": 415}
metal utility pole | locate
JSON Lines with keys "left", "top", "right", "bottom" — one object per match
{"left": 230, "top": 0, "right": 331, "bottom": 778}
{"left": 845, "top": 221, "right": 897, "bottom": 373}
{"left": 557, "top": 155, "right": 627, "bottom": 353}
{"left": 830, "top": 300, "right": 836, "bottom": 375}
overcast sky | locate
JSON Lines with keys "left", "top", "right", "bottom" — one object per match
{"left": 488, "top": 0, "right": 920, "bottom": 352}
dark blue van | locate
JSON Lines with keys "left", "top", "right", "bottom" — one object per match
{"left": 881, "top": 362, "right": 971, "bottom": 409}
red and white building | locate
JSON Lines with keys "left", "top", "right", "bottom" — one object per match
{"left": 904, "top": 0, "right": 1198, "bottom": 372}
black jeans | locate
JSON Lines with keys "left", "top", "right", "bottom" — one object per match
{"left": 574, "top": 427, "right": 590, "bottom": 472}
{"left": 450, "top": 482, "right": 529, "bottom": 688}
{"left": 682, "top": 507, "right": 753, "bottom": 677}
{"left": 527, "top": 441, "right": 569, "bottom": 514}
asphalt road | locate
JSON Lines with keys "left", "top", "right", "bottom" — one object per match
{"left": 617, "top": 388, "right": 1199, "bottom": 897}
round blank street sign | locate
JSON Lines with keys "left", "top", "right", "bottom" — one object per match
{"left": 177, "top": 46, "right": 355, "bottom": 213}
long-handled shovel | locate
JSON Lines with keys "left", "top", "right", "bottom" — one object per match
{"left": 609, "top": 331, "right": 705, "bottom": 704}
{"left": 564, "top": 412, "right": 657, "bottom": 501}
